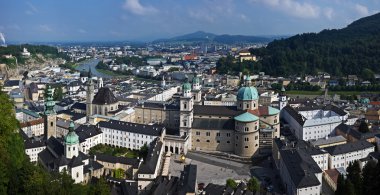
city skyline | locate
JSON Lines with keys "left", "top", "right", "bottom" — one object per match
{"left": 1, "top": 0, "right": 379, "bottom": 42}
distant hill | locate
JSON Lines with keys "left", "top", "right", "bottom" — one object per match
{"left": 250, "top": 13, "right": 380, "bottom": 77}
{"left": 153, "top": 31, "right": 273, "bottom": 44}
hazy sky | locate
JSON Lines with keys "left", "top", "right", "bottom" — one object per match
{"left": 1, "top": 0, "right": 379, "bottom": 42}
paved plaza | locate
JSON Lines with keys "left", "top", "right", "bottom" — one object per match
{"left": 169, "top": 152, "right": 251, "bottom": 185}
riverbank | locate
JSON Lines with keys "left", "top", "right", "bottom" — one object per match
{"left": 95, "top": 68, "right": 127, "bottom": 77}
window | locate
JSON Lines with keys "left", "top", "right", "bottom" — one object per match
{"left": 196, "top": 131, "right": 200, "bottom": 136}
{"left": 227, "top": 141, "right": 230, "bottom": 143}
{"left": 196, "top": 139, "right": 200, "bottom": 142}
{"left": 255, "top": 136, "right": 258, "bottom": 140}
{"left": 77, "top": 172, "right": 79, "bottom": 178}
{"left": 246, "top": 104, "right": 249, "bottom": 109}
{"left": 51, "top": 122, "right": 53, "bottom": 127}
{"left": 245, "top": 146, "right": 248, "bottom": 148}
{"left": 206, "top": 132, "right": 210, "bottom": 136}
{"left": 217, "top": 140, "right": 220, "bottom": 143}
{"left": 183, "top": 121, "right": 187, "bottom": 127}
{"left": 244, "top": 137, "right": 249, "bottom": 142}
{"left": 227, "top": 133, "right": 231, "bottom": 137}
{"left": 245, "top": 127, "right": 249, "bottom": 132}
{"left": 206, "top": 140, "right": 210, "bottom": 142}
{"left": 216, "top": 133, "right": 220, "bottom": 137}
{"left": 184, "top": 103, "right": 187, "bottom": 109}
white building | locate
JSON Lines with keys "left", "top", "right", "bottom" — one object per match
{"left": 325, "top": 140, "right": 374, "bottom": 170}
{"left": 282, "top": 105, "right": 348, "bottom": 141}
{"left": 98, "top": 120, "right": 165, "bottom": 150}
{"left": 20, "top": 118, "right": 44, "bottom": 137}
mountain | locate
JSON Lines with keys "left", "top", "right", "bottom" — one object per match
{"left": 153, "top": 31, "right": 273, "bottom": 44}
{"left": 250, "top": 13, "right": 380, "bottom": 77}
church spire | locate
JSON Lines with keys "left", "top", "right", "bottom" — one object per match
{"left": 44, "top": 85, "right": 55, "bottom": 115}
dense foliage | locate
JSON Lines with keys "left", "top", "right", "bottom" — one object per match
{"left": 0, "top": 89, "right": 110, "bottom": 194}
{"left": 216, "top": 55, "right": 255, "bottom": 75}
{"left": 250, "top": 13, "right": 380, "bottom": 76}
{"left": 114, "top": 56, "right": 143, "bottom": 66}
{"left": 271, "top": 82, "right": 321, "bottom": 91}
{"left": 336, "top": 160, "right": 380, "bottom": 195}
{"left": 0, "top": 44, "right": 69, "bottom": 66}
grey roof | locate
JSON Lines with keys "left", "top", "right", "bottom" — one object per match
{"left": 4, "top": 80, "right": 19, "bottom": 87}
{"left": 194, "top": 105, "right": 242, "bottom": 117}
{"left": 95, "top": 153, "right": 139, "bottom": 168}
{"left": 75, "top": 124, "right": 102, "bottom": 143}
{"left": 93, "top": 87, "right": 118, "bottom": 105}
{"left": 179, "top": 164, "right": 197, "bottom": 194}
{"left": 311, "top": 136, "right": 346, "bottom": 147}
{"left": 336, "top": 123, "right": 380, "bottom": 140}
{"left": 204, "top": 183, "right": 225, "bottom": 195}
{"left": 138, "top": 139, "right": 163, "bottom": 174}
{"left": 324, "top": 140, "right": 374, "bottom": 156}
{"left": 71, "top": 102, "right": 86, "bottom": 110}
{"left": 280, "top": 149, "right": 322, "bottom": 188}
{"left": 283, "top": 105, "right": 305, "bottom": 126}
{"left": 57, "top": 110, "right": 86, "bottom": 121}
{"left": 98, "top": 120, "right": 163, "bottom": 136}
{"left": 192, "top": 118, "right": 235, "bottom": 130}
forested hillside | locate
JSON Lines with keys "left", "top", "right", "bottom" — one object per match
{"left": 248, "top": 13, "right": 380, "bottom": 76}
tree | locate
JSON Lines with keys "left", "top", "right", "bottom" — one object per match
{"left": 226, "top": 179, "right": 237, "bottom": 190}
{"left": 89, "top": 177, "right": 110, "bottom": 195}
{"left": 53, "top": 86, "right": 63, "bottom": 101}
{"left": 362, "top": 160, "right": 377, "bottom": 194}
{"left": 247, "top": 177, "right": 259, "bottom": 192}
{"left": 335, "top": 174, "right": 346, "bottom": 195}
{"left": 139, "top": 143, "right": 149, "bottom": 160}
{"left": 358, "top": 120, "right": 370, "bottom": 133}
{"left": 346, "top": 161, "right": 362, "bottom": 195}
{"left": 113, "top": 168, "right": 125, "bottom": 179}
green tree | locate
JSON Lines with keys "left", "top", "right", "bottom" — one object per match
{"left": 53, "top": 86, "right": 64, "bottom": 101}
{"left": 113, "top": 168, "right": 125, "bottom": 179}
{"left": 139, "top": 143, "right": 149, "bottom": 160}
{"left": 347, "top": 161, "right": 362, "bottom": 195}
{"left": 88, "top": 177, "right": 110, "bottom": 195}
{"left": 345, "top": 179, "right": 356, "bottom": 195}
{"left": 358, "top": 120, "right": 370, "bottom": 133}
{"left": 362, "top": 160, "right": 377, "bottom": 194}
{"left": 226, "top": 178, "right": 237, "bottom": 190}
{"left": 247, "top": 177, "right": 259, "bottom": 192}
{"left": 335, "top": 174, "right": 346, "bottom": 195}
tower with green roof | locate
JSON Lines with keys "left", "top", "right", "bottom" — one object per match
{"left": 180, "top": 79, "right": 194, "bottom": 147}
{"left": 236, "top": 75, "right": 259, "bottom": 110}
{"left": 234, "top": 111, "right": 260, "bottom": 156}
{"left": 86, "top": 68, "right": 94, "bottom": 123}
{"left": 191, "top": 74, "right": 202, "bottom": 105}
{"left": 64, "top": 121, "right": 79, "bottom": 159}
{"left": 279, "top": 84, "right": 287, "bottom": 110}
{"left": 43, "top": 85, "right": 57, "bottom": 139}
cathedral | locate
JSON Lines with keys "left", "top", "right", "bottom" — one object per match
{"left": 136, "top": 75, "right": 281, "bottom": 157}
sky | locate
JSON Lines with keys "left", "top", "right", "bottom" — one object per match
{"left": 0, "top": 0, "right": 379, "bottom": 42}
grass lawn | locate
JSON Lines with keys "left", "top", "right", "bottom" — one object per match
{"left": 96, "top": 68, "right": 126, "bottom": 77}
{"left": 133, "top": 76, "right": 160, "bottom": 83}
{"left": 89, "top": 144, "right": 139, "bottom": 158}
{"left": 286, "top": 90, "right": 380, "bottom": 96}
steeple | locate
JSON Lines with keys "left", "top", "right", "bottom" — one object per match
{"left": 182, "top": 78, "right": 192, "bottom": 98}
{"left": 65, "top": 121, "right": 79, "bottom": 158}
{"left": 44, "top": 85, "right": 55, "bottom": 115}
{"left": 88, "top": 67, "right": 92, "bottom": 79}
{"left": 244, "top": 75, "right": 251, "bottom": 87}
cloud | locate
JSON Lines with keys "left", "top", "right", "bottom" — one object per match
{"left": 39, "top": 24, "right": 52, "bottom": 32}
{"left": 188, "top": 10, "right": 215, "bottom": 23}
{"left": 25, "top": 2, "right": 38, "bottom": 15}
{"left": 122, "top": 0, "right": 157, "bottom": 15}
{"left": 324, "top": 7, "right": 334, "bottom": 20}
{"left": 251, "top": 0, "right": 321, "bottom": 19}
{"left": 78, "top": 29, "right": 87, "bottom": 34}
{"left": 354, "top": 4, "right": 369, "bottom": 16}
{"left": 239, "top": 14, "right": 249, "bottom": 22}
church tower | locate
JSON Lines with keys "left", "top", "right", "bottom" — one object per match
{"left": 236, "top": 75, "right": 258, "bottom": 111}
{"left": 180, "top": 80, "right": 194, "bottom": 148}
{"left": 161, "top": 75, "right": 166, "bottom": 88}
{"left": 64, "top": 121, "right": 79, "bottom": 159}
{"left": 86, "top": 68, "right": 94, "bottom": 123}
{"left": 192, "top": 75, "right": 202, "bottom": 105}
{"left": 279, "top": 85, "right": 287, "bottom": 110}
{"left": 43, "top": 85, "right": 56, "bottom": 139}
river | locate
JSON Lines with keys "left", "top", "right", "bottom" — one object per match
{"left": 75, "top": 58, "right": 112, "bottom": 78}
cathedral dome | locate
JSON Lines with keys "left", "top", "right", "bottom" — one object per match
{"left": 237, "top": 86, "right": 258, "bottom": 101}
{"left": 182, "top": 82, "right": 191, "bottom": 91}
{"left": 192, "top": 76, "right": 200, "bottom": 84}
{"left": 65, "top": 121, "right": 79, "bottom": 145}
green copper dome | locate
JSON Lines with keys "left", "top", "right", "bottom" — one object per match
{"left": 65, "top": 121, "right": 79, "bottom": 145}
{"left": 182, "top": 82, "right": 191, "bottom": 91}
{"left": 237, "top": 86, "right": 258, "bottom": 101}
{"left": 234, "top": 112, "right": 259, "bottom": 122}
{"left": 192, "top": 76, "right": 200, "bottom": 84}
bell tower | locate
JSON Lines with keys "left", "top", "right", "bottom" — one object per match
{"left": 180, "top": 80, "right": 193, "bottom": 148}
{"left": 279, "top": 85, "right": 287, "bottom": 110}
{"left": 65, "top": 121, "right": 79, "bottom": 159}
{"left": 43, "top": 85, "right": 56, "bottom": 139}
{"left": 192, "top": 75, "right": 202, "bottom": 105}
{"left": 86, "top": 68, "right": 94, "bottom": 123}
